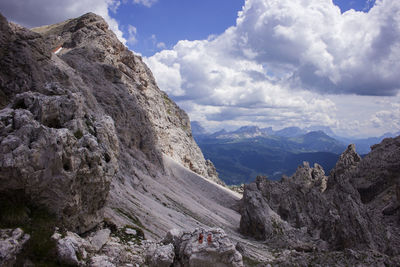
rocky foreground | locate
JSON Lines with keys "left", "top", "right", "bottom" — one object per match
{"left": 0, "top": 11, "right": 400, "bottom": 267}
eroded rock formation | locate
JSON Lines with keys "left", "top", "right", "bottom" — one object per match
{"left": 240, "top": 137, "right": 400, "bottom": 263}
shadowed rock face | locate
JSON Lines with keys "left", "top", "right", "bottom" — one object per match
{"left": 240, "top": 137, "right": 400, "bottom": 257}
{"left": 0, "top": 12, "right": 221, "bottom": 233}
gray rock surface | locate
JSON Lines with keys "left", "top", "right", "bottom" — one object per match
{"left": 31, "top": 12, "right": 220, "bottom": 184}
{"left": 240, "top": 138, "right": 400, "bottom": 265}
{"left": 150, "top": 228, "right": 244, "bottom": 267}
{"left": 90, "top": 255, "right": 115, "bottom": 267}
{"left": 89, "top": 228, "right": 111, "bottom": 252}
{"left": 0, "top": 228, "right": 30, "bottom": 266}
{"left": 52, "top": 227, "right": 148, "bottom": 266}
{"left": 53, "top": 230, "right": 91, "bottom": 265}
{"left": 56, "top": 237, "right": 80, "bottom": 265}
{"left": 146, "top": 243, "right": 175, "bottom": 267}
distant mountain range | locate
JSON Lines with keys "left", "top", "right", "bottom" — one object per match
{"left": 191, "top": 122, "right": 399, "bottom": 185}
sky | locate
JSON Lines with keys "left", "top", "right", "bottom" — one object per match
{"left": 0, "top": 0, "right": 399, "bottom": 138}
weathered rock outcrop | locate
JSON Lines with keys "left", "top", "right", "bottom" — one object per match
{"left": 240, "top": 137, "right": 400, "bottom": 263}
{"left": 52, "top": 226, "right": 148, "bottom": 266}
{"left": 0, "top": 11, "right": 222, "bottom": 234}
{"left": 147, "top": 228, "right": 244, "bottom": 267}
{"left": 353, "top": 137, "right": 400, "bottom": 214}
{"left": 0, "top": 103, "right": 118, "bottom": 232}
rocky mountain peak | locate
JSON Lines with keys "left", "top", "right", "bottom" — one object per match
{"left": 328, "top": 143, "right": 361, "bottom": 188}
{"left": 0, "top": 11, "right": 222, "bottom": 234}
{"left": 32, "top": 12, "right": 117, "bottom": 50}
{"left": 234, "top": 125, "right": 260, "bottom": 134}
{"left": 335, "top": 144, "right": 361, "bottom": 169}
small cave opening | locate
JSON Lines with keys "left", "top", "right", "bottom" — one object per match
{"left": 104, "top": 153, "right": 111, "bottom": 163}
{"left": 63, "top": 158, "right": 72, "bottom": 172}
{"left": 13, "top": 99, "right": 27, "bottom": 110}
{"left": 44, "top": 117, "right": 63, "bottom": 129}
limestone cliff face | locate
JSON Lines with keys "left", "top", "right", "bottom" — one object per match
{"left": 31, "top": 12, "right": 219, "bottom": 184}
{"left": 0, "top": 12, "right": 221, "bottom": 233}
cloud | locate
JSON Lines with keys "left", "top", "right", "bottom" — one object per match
{"left": 145, "top": 50, "right": 184, "bottom": 96}
{"left": 157, "top": 42, "right": 166, "bottom": 49}
{"left": 127, "top": 24, "right": 138, "bottom": 44}
{"left": 370, "top": 103, "right": 400, "bottom": 130}
{"left": 132, "top": 0, "right": 158, "bottom": 7}
{"left": 145, "top": 0, "right": 400, "bottom": 136}
{"left": 145, "top": 37, "right": 339, "bottom": 131}
{"left": 232, "top": 0, "right": 400, "bottom": 96}
{"left": 0, "top": 0, "right": 127, "bottom": 43}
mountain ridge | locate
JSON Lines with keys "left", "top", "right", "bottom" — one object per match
{"left": 192, "top": 121, "right": 400, "bottom": 154}
{"left": 193, "top": 122, "right": 346, "bottom": 184}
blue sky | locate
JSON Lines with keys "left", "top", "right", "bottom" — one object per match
{"left": 117, "top": 0, "right": 244, "bottom": 56}
{"left": 115, "top": 0, "right": 376, "bottom": 56}
{"left": 0, "top": 0, "right": 398, "bottom": 138}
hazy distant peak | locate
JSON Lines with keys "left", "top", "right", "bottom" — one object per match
{"left": 275, "top": 126, "right": 306, "bottom": 137}
{"left": 190, "top": 121, "right": 208, "bottom": 136}
{"left": 233, "top": 125, "right": 261, "bottom": 134}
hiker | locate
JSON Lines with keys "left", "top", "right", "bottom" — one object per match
{"left": 198, "top": 233, "right": 204, "bottom": 244}
{"left": 207, "top": 233, "right": 212, "bottom": 244}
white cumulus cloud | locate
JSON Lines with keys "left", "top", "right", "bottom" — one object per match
{"left": 371, "top": 103, "right": 400, "bottom": 130}
{"left": 146, "top": 0, "right": 400, "bottom": 136}
{"left": 232, "top": 0, "right": 400, "bottom": 95}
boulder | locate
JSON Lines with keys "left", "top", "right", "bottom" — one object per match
{"left": 89, "top": 228, "right": 111, "bottom": 252}
{"left": 146, "top": 244, "right": 174, "bottom": 267}
{"left": 162, "top": 228, "right": 182, "bottom": 247}
{"left": 54, "top": 231, "right": 91, "bottom": 265}
{"left": 0, "top": 228, "right": 30, "bottom": 266}
{"left": 156, "top": 228, "right": 243, "bottom": 267}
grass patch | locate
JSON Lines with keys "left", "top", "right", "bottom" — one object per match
{"left": 0, "top": 190, "right": 72, "bottom": 266}
{"left": 104, "top": 219, "right": 144, "bottom": 245}
{"left": 114, "top": 208, "right": 144, "bottom": 228}
{"left": 74, "top": 129, "right": 83, "bottom": 139}
{"left": 85, "top": 117, "right": 96, "bottom": 137}
{"left": 162, "top": 94, "right": 171, "bottom": 105}
{"left": 242, "top": 256, "right": 262, "bottom": 267}
{"left": 112, "top": 207, "right": 158, "bottom": 237}
{"left": 163, "top": 95, "right": 173, "bottom": 115}
{"left": 271, "top": 219, "right": 284, "bottom": 236}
